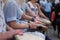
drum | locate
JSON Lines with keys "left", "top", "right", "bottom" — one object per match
{"left": 15, "top": 33, "right": 45, "bottom": 40}
{"left": 39, "top": 17, "right": 51, "bottom": 25}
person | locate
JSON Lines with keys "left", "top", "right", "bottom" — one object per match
{"left": 55, "top": 0, "right": 60, "bottom": 38}
{"left": 51, "top": 0, "right": 56, "bottom": 31}
{"left": 3, "top": 0, "right": 47, "bottom": 35}
{"left": 40, "top": 0, "right": 46, "bottom": 8}
{"left": 26, "top": 0, "right": 51, "bottom": 25}
{"left": 0, "top": 0, "right": 23, "bottom": 40}
{"left": 15, "top": 0, "right": 48, "bottom": 32}
{"left": 26, "top": 0, "right": 52, "bottom": 29}
{"left": 27, "top": 0, "right": 48, "bottom": 19}
{"left": 55, "top": 0, "right": 59, "bottom": 4}
{"left": 39, "top": 0, "right": 47, "bottom": 15}
{"left": 44, "top": 0, "right": 52, "bottom": 20}
{"left": 21, "top": 0, "right": 50, "bottom": 34}
{"left": 3, "top": 0, "right": 46, "bottom": 39}
{"left": 26, "top": 0, "right": 51, "bottom": 40}
{"left": 3, "top": 0, "right": 38, "bottom": 29}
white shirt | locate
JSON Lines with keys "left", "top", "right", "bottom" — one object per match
{"left": 0, "top": 9, "right": 6, "bottom": 32}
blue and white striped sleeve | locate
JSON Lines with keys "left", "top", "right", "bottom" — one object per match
{"left": 4, "top": 3, "right": 17, "bottom": 22}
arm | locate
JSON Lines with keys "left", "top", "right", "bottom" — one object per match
{"left": 4, "top": 4, "right": 29, "bottom": 29}
{"left": 0, "top": 30, "right": 23, "bottom": 40}
{"left": 6, "top": 25, "right": 14, "bottom": 31}
{"left": 18, "top": 6, "right": 35, "bottom": 21}
{"left": 8, "top": 21, "right": 39, "bottom": 29}
{"left": 26, "top": 9, "right": 37, "bottom": 18}
{"left": 8, "top": 21, "right": 29, "bottom": 29}
{"left": 40, "top": 3, "right": 45, "bottom": 10}
{"left": 21, "top": 14, "right": 34, "bottom": 21}
{"left": 37, "top": 3, "right": 48, "bottom": 19}
{"left": 22, "top": 3, "right": 36, "bottom": 18}
{"left": 26, "top": 3, "right": 37, "bottom": 18}
{"left": 0, "top": 31, "right": 15, "bottom": 40}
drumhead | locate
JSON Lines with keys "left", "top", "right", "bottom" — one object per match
{"left": 15, "top": 33, "right": 45, "bottom": 40}
{"left": 39, "top": 17, "right": 51, "bottom": 25}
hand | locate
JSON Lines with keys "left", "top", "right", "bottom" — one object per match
{"left": 5, "top": 30, "right": 23, "bottom": 40}
{"left": 29, "top": 21, "right": 38, "bottom": 29}
{"left": 13, "top": 30, "right": 23, "bottom": 36}
{"left": 35, "top": 17, "right": 41, "bottom": 22}
{"left": 34, "top": 19, "right": 46, "bottom": 25}
{"left": 34, "top": 17, "right": 46, "bottom": 25}
{"left": 34, "top": 19, "right": 41, "bottom": 24}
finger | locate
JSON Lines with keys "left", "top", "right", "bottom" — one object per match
{"left": 18, "top": 32, "right": 23, "bottom": 36}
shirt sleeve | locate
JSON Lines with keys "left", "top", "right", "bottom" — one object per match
{"left": 5, "top": 3, "right": 17, "bottom": 22}
{"left": 17, "top": 7, "right": 24, "bottom": 19}
{"left": 22, "top": 3, "right": 30, "bottom": 13}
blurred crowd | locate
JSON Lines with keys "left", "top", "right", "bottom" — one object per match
{"left": 40, "top": 0, "right": 60, "bottom": 38}
{"left": 0, "top": 0, "right": 60, "bottom": 40}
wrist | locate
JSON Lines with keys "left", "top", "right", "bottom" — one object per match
{"left": 31, "top": 17, "right": 35, "bottom": 22}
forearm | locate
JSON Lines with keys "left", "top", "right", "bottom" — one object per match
{"left": 27, "top": 10, "right": 36, "bottom": 18}
{"left": 38, "top": 4, "right": 47, "bottom": 18}
{"left": 22, "top": 14, "right": 33, "bottom": 21}
{"left": 0, "top": 31, "right": 15, "bottom": 40}
{"left": 38, "top": 8, "right": 47, "bottom": 18}
{"left": 12, "top": 24, "right": 29, "bottom": 29}
{"left": 39, "top": 12, "right": 47, "bottom": 18}
{"left": 6, "top": 25, "right": 14, "bottom": 31}
{"left": 8, "top": 21, "right": 29, "bottom": 29}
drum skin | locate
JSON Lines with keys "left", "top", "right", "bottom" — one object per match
{"left": 15, "top": 33, "right": 45, "bottom": 40}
